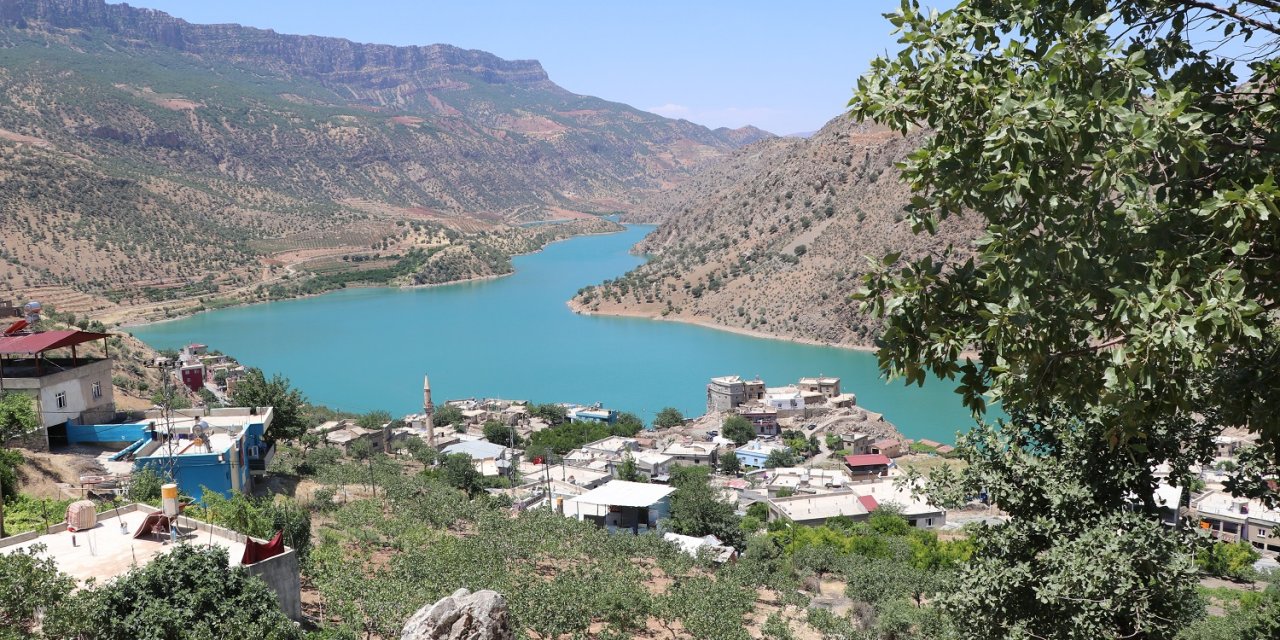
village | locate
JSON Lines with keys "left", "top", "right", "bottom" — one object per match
{"left": 1, "top": 316, "right": 1277, "bottom": 635}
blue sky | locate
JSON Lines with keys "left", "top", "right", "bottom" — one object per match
{"left": 111, "top": 1, "right": 936, "bottom": 135}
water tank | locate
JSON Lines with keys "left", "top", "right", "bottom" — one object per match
{"left": 161, "top": 483, "right": 180, "bottom": 516}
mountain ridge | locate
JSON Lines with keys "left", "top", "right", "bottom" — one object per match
{"left": 572, "top": 115, "right": 983, "bottom": 348}
{"left": 0, "top": 0, "right": 773, "bottom": 311}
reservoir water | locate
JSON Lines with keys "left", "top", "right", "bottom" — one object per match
{"left": 132, "top": 225, "right": 980, "bottom": 443}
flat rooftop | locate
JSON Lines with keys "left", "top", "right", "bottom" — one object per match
{"left": 148, "top": 412, "right": 264, "bottom": 431}
{"left": 1, "top": 505, "right": 249, "bottom": 585}
{"left": 771, "top": 491, "right": 870, "bottom": 521}
{"left": 0, "top": 356, "right": 107, "bottom": 379}
{"left": 137, "top": 432, "right": 238, "bottom": 458}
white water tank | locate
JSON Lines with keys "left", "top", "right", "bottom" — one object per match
{"left": 161, "top": 483, "right": 180, "bottom": 517}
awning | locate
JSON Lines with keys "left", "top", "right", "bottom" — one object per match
{"left": 0, "top": 330, "right": 111, "bottom": 355}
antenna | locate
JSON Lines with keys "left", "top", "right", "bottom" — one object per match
{"left": 147, "top": 357, "right": 180, "bottom": 484}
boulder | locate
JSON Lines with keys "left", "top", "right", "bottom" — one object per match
{"left": 401, "top": 588, "right": 513, "bottom": 640}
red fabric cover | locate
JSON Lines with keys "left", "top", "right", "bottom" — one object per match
{"left": 241, "top": 530, "right": 284, "bottom": 565}
{"left": 133, "top": 512, "right": 173, "bottom": 538}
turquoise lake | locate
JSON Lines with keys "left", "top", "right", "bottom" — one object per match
{"left": 132, "top": 225, "right": 980, "bottom": 443}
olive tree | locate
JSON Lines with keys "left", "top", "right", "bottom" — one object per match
{"left": 849, "top": 1, "right": 1280, "bottom": 637}
{"left": 229, "top": 368, "right": 306, "bottom": 441}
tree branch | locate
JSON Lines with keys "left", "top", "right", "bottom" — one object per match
{"left": 1178, "top": 0, "right": 1280, "bottom": 36}
{"left": 1049, "top": 336, "right": 1129, "bottom": 359}
{"left": 1213, "top": 137, "right": 1280, "bottom": 155}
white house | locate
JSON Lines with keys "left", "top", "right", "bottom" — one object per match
{"left": 764, "top": 385, "right": 805, "bottom": 416}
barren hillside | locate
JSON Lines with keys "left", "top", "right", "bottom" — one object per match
{"left": 0, "top": 0, "right": 769, "bottom": 308}
{"left": 573, "top": 116, "right": 983, "bottom": 348}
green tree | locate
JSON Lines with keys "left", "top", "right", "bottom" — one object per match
{"left": 150, "top": 385, "right": 192, "bottom": 410}
{"left": 0, "top": 391, "right": 39, "bottom": 446}
{"left": 618, "top": 453, "right": 642, "bottom": 482}
{"left": 0, "top": 449, "right": 21, "bottom": 508}
{"left": 719, "top": 451, "right": 742, "bottom": 476}
{"left": 355, "top": 410, "right": 391, "bottom": 430}
{"left": 0, "top": 543, "right": 75, "bottom": 638}
{"left": 529, "top": 403, "right": 568, "bottom": 425}
{"left": 722, "top": 414, "right": 755, "bottom": 446}
{"left": 44, "top": 544, "right": 300, "bottom": 639}
{"left": 401, "top": 437, "right": 438, "bottom": 467}
{"left": 126, "top": 464, "right": 165, "bottom": 504}
{"left": 482, "top": 419, "right": 520, "bottom": 447}
{"left": 230, "top": 368, "right": 307, "bottom": 442}
{"left": 764, "top": 448, "right": 797, "bottom": 469}
{"left": 440, "top": 453, "right": 483, "bottom": 497}
{"left": 654, "top": 406, "right": 685, "bottom": 429}
{"left": 193, "top": 490, "right": 312, "bottom": 563}
{"left": 348, "top": 439, "right": 379, "bottom": 496}
{"left": 613, "top": 412, "right": 645, "bottom": 436}
{"left": 1197, "top": 540, "right": 1261, "bottom": 581}
{"left": 850, "top": 1, "right": 1279, "bottom": 637}
{"left": 668, "top": 465, "right": 744, "bottom": 549}
{"left": 432, "top": 404, "right": 463, "bottom": 428}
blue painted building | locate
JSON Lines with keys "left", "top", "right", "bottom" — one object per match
{"left": 735, "top": 438, "right": 792, "bottom": 469}
{"left": 565, "top": 404, "right": 618, "bottom": 424}
{"left": 66, "top": 407, "right": 274, "bottom": 500}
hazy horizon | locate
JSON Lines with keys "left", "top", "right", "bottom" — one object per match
{"left": 105, "top": 0, "right": 951, "bottom": 135}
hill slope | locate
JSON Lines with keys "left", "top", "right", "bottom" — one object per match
{"left": 0, "top": 0, "right": 768, "bottom": 305}
{"left": 571, "top": 116, "right": 983, "bottom": 348}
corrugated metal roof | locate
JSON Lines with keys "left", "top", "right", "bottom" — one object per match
{"left": 844, "top": 454, "right": 891, "bottom": 467}
{"left": 568, "top": 480, "right": 675, "bottom": 507}
{"left": 442, "top": 439, "right": 508, "bottom": 459}
{"left": 0, "top": 330, "right": 111, "bottom": 355}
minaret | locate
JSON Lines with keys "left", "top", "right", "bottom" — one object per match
{"left": 423, "top": 374, "right": 435, "bottom": 448}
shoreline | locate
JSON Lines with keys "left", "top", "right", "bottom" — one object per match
{"left": 119, "top": 223, "right": 638, "bottom": 330}
{"left": 565, "top": 299, "right": 881, "bottom": 353}
{"left": 566, "top": 300, "right": 983, "bottom": 361}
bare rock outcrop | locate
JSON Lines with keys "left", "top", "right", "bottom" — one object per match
{"left": 401, "top": 588, "right": 513, "bottom": 640}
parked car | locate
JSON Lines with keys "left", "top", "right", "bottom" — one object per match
{"left": 805, "top": 424, "right": 818, "bottom": 431}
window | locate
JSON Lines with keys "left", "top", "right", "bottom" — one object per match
{"left": 55, "top": 391, "right": 67, "bottom": 409}
{"left": 1259, "top": 528, "right": 1269, "bottom": 539}
{"left": 926, "top": 518, "right": 934, "bottom": 527}
{"left": 91, "top": 381, "right": 102, "bottom": 400}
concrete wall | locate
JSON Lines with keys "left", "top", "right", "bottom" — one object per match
{"left": 244, "top": 549, "right": 303, "bottom": 621}
{"left": 2, "top": 359, "right": 115, "bottom": 428}
{"left": 136, "top": 447, "right": 246, "bottom": 500}
{"left": 0, "top": 503, "right": 304, "bottom": 622}
{"left": 66, "top": 421, "right": 147, "bottom": 445}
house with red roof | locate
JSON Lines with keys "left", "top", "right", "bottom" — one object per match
{"left": 0, "top": 329, "right": 116, "bottom": 448}
{"left": 844, "top": 453, "right": 892, "bottom": 479}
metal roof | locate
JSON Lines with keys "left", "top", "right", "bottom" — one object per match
{"left": 442, "top": 439, "right": 508, "bottom": 459}
{"left": 0, "top": 330, "right": 111, "bottom": 355}
{"left": 844, "top": 454, "right": 892, "bottom": 467}
{"left": 568, "top": 480, "right": 675, "bottom": 508}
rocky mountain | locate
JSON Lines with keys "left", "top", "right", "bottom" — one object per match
{"left": 0, "top": 0, "right": 769, "bottom": 304}
{"left": 571, "top": 116, "right": 984, "bottom": 348}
